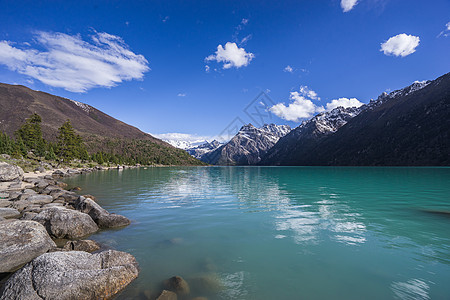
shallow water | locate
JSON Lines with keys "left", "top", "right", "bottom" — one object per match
{"left": 64, "top": 167, "right": 450, "bottom": 299}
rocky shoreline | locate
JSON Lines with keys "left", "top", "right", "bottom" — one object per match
{"left": 0, "top": 161, "right": 139, "bottom": 299}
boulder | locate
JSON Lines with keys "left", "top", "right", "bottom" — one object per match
{"left": 0, "top": 220, "right": 56, "bottom": 272}
{"left": 0, "top": 162, "right": 24, "bottom": 182}
{"left": 0, "top": 200, "right": 12, "bottom": 208}
{"left": 163, "top": 276, "right": 190, "bottom": 296}
{"left": 51, "top": 170, "right": 65, "bottom": 177}
{"left": 75, "top": 197, "right": 130, "bottom": 228}
{"left": 32, "top": 207, "right": 98, "bottom": 239}
{"left": 83, "top": 194, "right": 97, "bottom": 201}
{"left": 63, "top": 240, "right": 100, "bottom": 253}
{"left": 26, "top": 194, "right": 53, "bottom": 205}
{"left": 0, "top": 208, "right": 20, "bottom": 219}
{"left": 20, "top": 212, "right": 38, "bottom": 220}
{"left": 34, "top": 166, "right": 45, "bottom": 173}
{"left": 0, "top": 250, "right": 139, "bottom": 299}
{"left": 22, "top": 189, "right": 37, "bottom": 195}
{"left": 156, "top": 290, "right": 178, "bottom": 300}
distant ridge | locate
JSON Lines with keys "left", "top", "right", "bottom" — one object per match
{"left": 0, "top": 83, "right": 203, "bottom": 165}
{"left": 260, "top": 72, "right": 450, "bottom": 166}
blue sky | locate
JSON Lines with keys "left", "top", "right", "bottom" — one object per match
{"left": 0, "top": 0, "right": 449, "bottom": 142}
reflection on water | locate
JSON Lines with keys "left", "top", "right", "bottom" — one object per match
{"left": 64, "top": 167, "right": 450, "bottom": 299}
{"left": 391, "top": 279, "right": 430, "bottom": 300}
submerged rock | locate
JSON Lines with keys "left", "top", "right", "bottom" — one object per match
{"left": 75, "top": 196, "right": 130, "bottom": 228}
{"left": 156, "top": 290, "right": 178, "bottom": 300}
{"left": 163, "top": 276, "right": 190, "bottom": 296}
{"left": 32, "top": 207, "right": 98, "bottom": 239}
{"left": 0, "top": 220, "right": 56, "bottom": 273}
{"left": 0, "top": 162, "right": 24, "bottom": 182}
{"left": 0, "top": 250, "right": 139, "bottom": 299}
{"left": 63, "top": 239, "right": 101, "bottom": 253}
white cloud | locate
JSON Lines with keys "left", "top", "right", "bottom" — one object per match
{"left": 269, "top": 86, "right": 324, "bottom": 122}
{"left": 240, "top": 34, "right": 252, "bottom": 46}
{"left": 325, "top": 97, "right": 363, "bottom": 111}
{"left": 299, "top": 85, "right": 320, "bottom": 100}
{"left": 152, "top": 132, "right": 219, "bottom": 145}
{"left": 206, "top": 42, "right": 254, "bottom": 69}
{"left": 284, "top": 65, "right": 293, "bottom": 73}
{"left": 438, "top": 22, "right": 450, "bottom": 37}
{"left": 380, "top": 33, "right": 420, "bottom": 57}
{"left": 341, "top": 0, "right": 359, "bottom": 12}
{"left": 241, "top": 18, "right": 249, "bottom": 25}
{"left": 205, "top": 65, "right": 210, "bottom": 72}
{"left": 0, "top": 31, "right": 149, "bottom": 92}
{"left": 177, "top": 93, "right": 186, "bottom": 97}
{"left": 269, "top": 86, "right": 363, "bottom": 122}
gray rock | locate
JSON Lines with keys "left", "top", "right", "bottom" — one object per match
{"left": 0, "top": 154, "right": 11, "bottom": 159}
{"left": 63, "top": 240, "right": 100, "bottom": 253}
{"left": 8, "top": 191, "right": 21, "bottom": 200}
{"left": 35, "top": 180, "right": 49, "bottom": 189}
{"left": 20, "top": 212, "right": 38, "bottom": 220}
{"left": 0, "top": 220, "right": 56, "bottom": 272}
{"left": 10, "top": 200, "right": 30, "bottom": 212}
{"left": 8, "top": 180, "right": 23, "bottom": 189}
{"left": 0, "top": 250, "right": 139, "bottom": 300}
{"left": 0, "top": 162, "right": 24, "bottom": 182}
{"left": 32, "top": 207, "right": 98, "bottom": 239}
{"left": 0, "top": 208, "right": 20, "bottom": 219}
{"left": 22, "top": 189, "right": 37, "bottom": 195}
{"left": 0, "top": 200, "right": 12, "bottom": 208}
{"left": 26, "top": 194, "right": 53, "bottom": 205}
{"left": 34, "top": 166, "right": 45, "bottom": 173}
{"left": 163, "top": 276, "right": 190, "bottom": 296}
{"left": 51, "top": 170, "right": 65, "bottom": 177}
{"left": 157, "top": 290, "right": 178, "bottom": 300}
{"left": 75, "top": 197, "right": 130, "bottom": 228}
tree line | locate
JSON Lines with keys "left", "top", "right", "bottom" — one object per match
{"left": 0, "top": 113, "right": 129, "bottom": 165}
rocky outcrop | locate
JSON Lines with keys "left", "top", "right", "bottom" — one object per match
{"left": 0, "top": 220, "right": 56, "bottom": 273}
{"left": 0, "top": 162, "right": 24, "bottom": 182}
{"left": 32, "top": 207, "right": 98, "bottom": 239}
{"left": 0, "top": 250, "right": 139, "bottom": 299}
{"left": 75, "top": 196, "right": 131, "bottom": 228}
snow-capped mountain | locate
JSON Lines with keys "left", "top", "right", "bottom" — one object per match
{"left": 163, "top": 139, "right": 207, "bottom": 150}
{"left": 187, "top": 140, "right": 223, "bottom": 159}
{"left": 261, "top": 73, "right": 449, "bottom": 166}
{"left": 201, "top": 123, "right": 291, "bottom": 165}
{"left": 366, "top": 80, "right": 431, "bottom": 110}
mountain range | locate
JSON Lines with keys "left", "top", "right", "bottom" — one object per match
{"left": 200, "top": 123, "right": 291, "bottom": 165}
{"left": 0, "top": 83, "right": 203, "bottom": 165}
{"left": 179, "top": 72, "right": 448, "bottom": 166}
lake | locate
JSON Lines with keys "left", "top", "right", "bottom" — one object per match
{"left": 64, "top": 167, "right": 450, "bottom": 299}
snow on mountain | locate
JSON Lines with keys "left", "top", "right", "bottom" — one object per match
{"left": 187, "top": 140, "right": 223, "bottom": 159}
{"left": 200, "top": 123, "right": 292, "bottom": 165}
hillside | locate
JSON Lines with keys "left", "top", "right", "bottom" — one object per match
{"left": 0, "top": 83, "right": 204, "bottom": 165}
{"left": 260, "top": 72, "right": 450, "bottom": 166}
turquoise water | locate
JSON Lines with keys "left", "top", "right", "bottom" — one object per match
{"left": 64, "top": 167, "right": 450, "bottom": 300}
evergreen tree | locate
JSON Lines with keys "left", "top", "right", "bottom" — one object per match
{"left": 15, "top": 113, "right": 46, "bottom": 156}
{"left": 56, "top": 120, "right": 86, "bottom": 160}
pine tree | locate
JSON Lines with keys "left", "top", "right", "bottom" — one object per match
{"left": 56, "top": 120, "right": 86, "bottom": 161}
{"left": 15, "top": 113, "right": 46, "bottom": 156}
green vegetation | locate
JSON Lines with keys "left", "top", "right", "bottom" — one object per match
{"left": 0, "top": 113, "right": 205, "bottom": 166}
